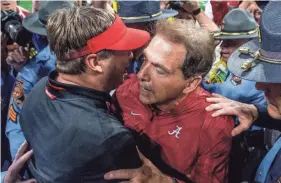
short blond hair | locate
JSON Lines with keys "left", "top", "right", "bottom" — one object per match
{"left": 155, "top": 19, "right": 215, "bottom": 79}
{"left": 47, "top": 6, "right": 115, "bottom": 74}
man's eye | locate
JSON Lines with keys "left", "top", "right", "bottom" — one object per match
{"left": 156, "top": 67, "right": 166, "bottom": 75}
{"left": 142, "top": 57, "right": 147, "bottom": 63}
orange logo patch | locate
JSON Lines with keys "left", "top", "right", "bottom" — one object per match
{"left": 8, "top": 105, "right": 17, "bottom": 123}
{"left": 12, "top": 80, "right": 25, "bottom": 106}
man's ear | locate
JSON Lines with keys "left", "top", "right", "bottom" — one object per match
{"left": 85, "top": 53, "right": 103, "bottom": 73}
{"left": 183, "top": 76, "right": 202, "bottom": 94}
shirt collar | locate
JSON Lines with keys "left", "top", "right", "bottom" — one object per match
{"left": 46, "top": 70, "right": 111, "bottom": 102}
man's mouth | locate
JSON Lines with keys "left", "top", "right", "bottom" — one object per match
{"left": 221, "top": 53, "right": 229, "bottom": 59}
{"left": 140, "top": 84, "right": 152, "bottom": 92}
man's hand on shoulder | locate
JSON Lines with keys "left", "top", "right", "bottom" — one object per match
{"left": 205, "top": 93, "right": 258, "bottom": 136}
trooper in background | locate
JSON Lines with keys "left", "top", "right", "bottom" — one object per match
{"left": 227, "top": 2, "right": 281, "bottom": 182}
{"left": 1, "top": 6, "right": 31, "bottom": 171}
{"left": 206, "top": 1, "right": 281, "bottom": 182}
{"left": 202, "top": 8, "right": 268, "bottom": 182}
{"left": 5, "top": 0, "right": 70, "bottom": 164}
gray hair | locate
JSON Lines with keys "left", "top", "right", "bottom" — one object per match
{"left": 155, "top": 19, "right": 215, "bottom": 79}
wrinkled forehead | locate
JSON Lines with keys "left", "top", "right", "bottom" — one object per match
{"left": 148, "top": 35, "right": 173, "bottom": 52}
{"left": 144, "top": 35, "right": 186, "bottom": 68}
{"left": 143, "top": 35, "right": 174, "bottom": 62}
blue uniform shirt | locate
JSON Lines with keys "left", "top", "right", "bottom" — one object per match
{"left": 5, "top": 45, "right": 56, "bottom": 160}
{"left": 255, "top": 136, "right": 281, "bottom": 183}
{"left": 265, "top": 148, "right": 281, "bottom": 182}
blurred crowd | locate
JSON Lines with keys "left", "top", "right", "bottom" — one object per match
{"left": 1, "top": 0, "right": 281, "bottom": 183}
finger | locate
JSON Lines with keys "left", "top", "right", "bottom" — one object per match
{"left": 6, "top": 55, "right": 14, "bottom": 64}
{"left": 211, "top": 93, "right": 225, "bottom": 98}
{"left": 104, "top": 169, "right": 136, "bottom": 180}
{"left": 19, "top": 46, "right": 28, "bottom": 59}
{"left": 20, "top": 46, "right": 29, "bottom": 61}
{"left": 18, "top": 46, "right": 24, "bottom": 55}
{"left": 9, "top": 150, "right": 33, "bottom": 176}
{"left": 20, "top": 178, "right": 37, "bottom": 183}
{"left": 7, "top": 51, "right": 14, "bottom": 57}
{"left": 206, "top": 97, "right": 225, "bottom": 104}
{"left": 211, "top": 108, "right": 227, "bottom": 117}
{"left": 231, "top": 124, "right": 249, "bottom": 137}
{"left": 141, "top": 165, "right": 152, "bottom": 176}
{"left": 11, "top": 52, "right": 21, "bottom": 62}
{"left": 211, "top": 106, "right": 238, "bottom": 117}
{"left": 136, "top": 147, "right": 147, "bottom": 162}
{"left": 14, "top": 141, "right": 28, "bottom": 162}
{"left": 137, "top": 149, "right": 155, "bottom": 169}
{"left": 14, "top": 49, "right": 24, "bottom": 62}
{"left": 119, "top": 181, "right": 130, "bottom": 183}
{"left": 205, "top": 103, "right": 223, "bottom": 112}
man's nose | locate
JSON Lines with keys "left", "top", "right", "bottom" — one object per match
{"left": 137, "top": 62, "right": 150, "bottom": 81}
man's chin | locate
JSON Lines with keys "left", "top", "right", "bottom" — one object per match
{"left": 139, "top": 94, "right": 152, "bottom": 105}
{"left": 221, "top": 56, "right": 229, "bottom": 62}
{"left": 267, "top": 104, "right": 281, "bottom": 120}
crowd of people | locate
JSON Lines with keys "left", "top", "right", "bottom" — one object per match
{"left": 1, "top": 0, "right": 280, "bottom": 183}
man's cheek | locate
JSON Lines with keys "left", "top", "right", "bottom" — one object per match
{"left": 275, "top": 96, "right": 281, "bottom": 112}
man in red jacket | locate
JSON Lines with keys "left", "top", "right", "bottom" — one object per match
{"left": 105, "top": 19, "right": 234, "bottom": 183}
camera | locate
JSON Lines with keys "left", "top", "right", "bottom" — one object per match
{"left": 1, "top": 10, "right": 33, "bottom": 46}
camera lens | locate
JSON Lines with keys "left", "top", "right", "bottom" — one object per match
{"left": 1, "top": 10, "right": 33, "bottom": 46}
{"left": 4, "top": 20, "right": 33, "bottom": 46}
{"left": 169, "top": 1, "right": 181, "bottom": 10}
